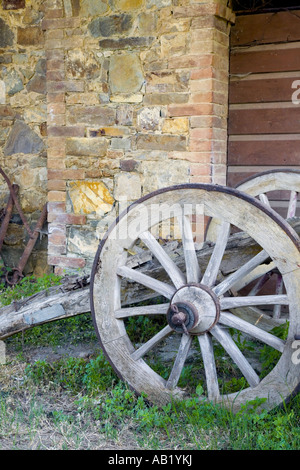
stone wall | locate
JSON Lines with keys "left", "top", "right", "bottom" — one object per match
{"left": 46, "top": 0, "right": 235, "bottom": 276}
{"left": 0, "top": 0, "right": 235, "bottom": 277}
{"left": 0, "top": 0, "right": 48, "bottom": 277}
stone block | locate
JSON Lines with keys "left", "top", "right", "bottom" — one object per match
{"left": 67, "top": 106, "right": 115, "bottom": 126}
{"left": 136, "top": 133, "right": 187, "bottom": 151}
{"left": 80, "top": 0, "right": 108, "bottom": 16}
{"left": 162, "top": 117, "right": 188, "bottom": 134}
{"left": 137, "top": 107, "right": 160, "bottom": 131}
{"left": 3, "top": 0, "right": 25, "bottom": 9}
{"left": 2, "top": 69, "right": 24, "bottom": 96}
{"left": 68, "top": 181, "right": 114, "bottom": 215}
{"left": 114, "top": 172, "right": 141, "bottom": 201}
{"left": 116, "top": 104, "right": 133, "bottom": 126}
{"left": 4, "top": 120, "right": 45, "bottom": 156}
{"left": 113, "top": 0, "right": 143, "bottom": 10}
{"left": 68, "top": 227, "right": 99, "bottom": 258}
{"left": 0, "top": 19, "right": 14, "bottom": 47}
{"left": 99, "top": 37, "right": 154, "bottom": 49}
{"left": 141, "top": 160, "right": 189, "bottom": 194}
{"left": 17, "top": 27, "right": 44, "bottom": 46}
{"left": 109, "top": 53, "right": 144, "bottom": 94}
{"left": 88, "top": 14, "right": 133, "bottom": 38}
{"left": 66, "top": 137, "right": 108, "bottom": 156}
{"left": 0, "top": 81, "right": 5, "bottom": 104}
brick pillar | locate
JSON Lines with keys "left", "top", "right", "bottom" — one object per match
{"left": 168, "top": 1, "right": 235, "bottom": 185}
{"left": 43, "top": 0, "right": 86, "bottom": 274}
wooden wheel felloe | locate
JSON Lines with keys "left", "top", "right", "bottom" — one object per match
{"left": 235, "top": 169, "right": 300, "bottom": 220}
{"left": 90, "top": 184, "right": 300, "bottom": 412}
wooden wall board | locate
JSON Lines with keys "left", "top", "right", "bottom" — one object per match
{"left": 227, "top": 9, "right": 300, "bottom": 209}
{"left": 230, "top": 47, "right": 300, "bottom": 74}
{"left": 228, "top": 107, "right": 300, "bottom": 135}
{"left": 229, "top": 77, "right": 298, "bottom": 103}
{"left": 228, "top": 140, "right": 300, "bottom": 166}
{"left": 231, "top": 10, "right": 300, "bottom": 47}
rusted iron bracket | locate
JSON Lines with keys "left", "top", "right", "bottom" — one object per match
{"left": 0, "top": 167, "right": 48, "bottom": 285}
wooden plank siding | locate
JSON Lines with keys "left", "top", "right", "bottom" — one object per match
{"left": 227, "top": 10, "right": 300, "bottom": 216}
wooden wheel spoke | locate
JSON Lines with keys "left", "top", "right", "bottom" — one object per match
{"left": 287, "top": 190, "right": 298, "bottom": 219}
{"left": 166, "top": 334, "right": 192, "bottom": 389}
{"left": 211, "top": 325, "right": 260, "bottom": 388}
{"left": 273, "top": 274, "right": 284, "bottom": 319}
{"left": 220, "top": 294, "right": 289, "bottom": 310}
{"left": 259, "top": 193, "right": 271, "bottom": 207}
{"left": 139, "top": 231, "right": 186, "bottom": 289}
{"left": 198, "top": 333, "right": 220, "bottom": 401}
{"left": 178, "top": 214, "right": 201, "bottom": 284}
{"left": 214, "top": 249, "right": 270, "bottom": 297}
{"left": 117, "top": 265, "right": 176, "bottom": 299}
{"left": 115, "top": 303, "right": 170, "bottom": 319}
{"left": 201, "top": 221, "right": 230, "bottom": 287}
{"left": 219, "top": 311, "right": 285, "bottom": 352}
{"left": 131, "top": 325, "right": 173, "bottom": 361}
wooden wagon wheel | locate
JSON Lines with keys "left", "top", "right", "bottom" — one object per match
{"left": 206, "top": 170, "right": 300, "bottom": 319}
{"left": 235, "top": 169, "right": 300, "bottom": 219}
{"left": 206, "top": 169, "right": 300, "bottom": 241}
{"left": 90, "top": 184, "right": 300, "bottom": 412}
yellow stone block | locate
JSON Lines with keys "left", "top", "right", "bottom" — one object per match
{"left": 162, "top": 117, "right": 189, "bottom": 134}
{"left": 69, "top": 181, "right": 114, "bottom": 215}
{"left": 114, "top": 0, "right": 143, "bottom": 10}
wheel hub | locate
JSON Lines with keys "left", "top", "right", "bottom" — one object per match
{"left": 167, "top": 284, "right": 220, "bottom": 335}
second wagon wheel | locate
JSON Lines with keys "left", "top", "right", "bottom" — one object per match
{"left": 206, "top": 170, "right": 300, "bottom": 320}
{"left": 90, "top": 184, "right": 300, "bottom": 412}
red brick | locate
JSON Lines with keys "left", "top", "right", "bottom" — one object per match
{"left": 48, "top": 255, "right": 86, "bottom": 268}
{"left": 48, "top": 225, "right": 66, "bottom": 244}
{"left": 173, "top": 5, "right": 217, "bottom": 18}
{"left": 46, "top": 70, "right": 65, "bottom": 81}
{"left": 45, "top": 29, "right": 64, "bottom": 40}
{"left": 47, "top": 92, "right": 65, "bottom": 103}
{"left": 190, "top": 128, "right": 213, "bottom": 140}
{"left": 190, "top": 175, "right": 211, "bottom": 184}
{"left": 48, "top": 244, "right": 67, "bottom": 255}
{"left": 47, "top": 137, "right": 66, "bottom": 150}
{"left": 47, "top": 148, "right": 65, "bottom": 158}
{"left": 47, "top": 201, "right": 66, "bottom": 213}
{"left": 168, "top": 54, "right": 213, "bottom": 69}
{"left": 43, "top": 8, "right": 64, "bottom": 19}
{"left": 189, "top": 92, "right": 213, "bottom": 104}
{"left": 47, "top": 126, "right": 85, "bottom": 137}
{"left": 168, "top": 103, "right": 214, "bottom": 117}
{"left": 169, "top": 151, "right": 212, "bottom": 163}
{"left": 189, "top": 163, "right": 211, "bottom": 176}
{"left": 48, "top": 191, "right": 66, "bottom": 202}
{"left": 42, "top": 17, "right": 80, "bottom": 31}
{"left": 47, "top": 115, "right": 65, "bottom": 126}
{"left": 45, "top": 38, "right": 64, "bottom": 50}
{"left": 46, "top": 58, "right": 64, "bottom": 71}
{"left": 47, "top": 81, "right": 66, "bottom": 93}
{"left": 47, "top": 213, "right": 86, "bottom": 224}
{"left": 48, "top": 169, "right": 85, "bottom": 180}
{"left": 47, "top": 180, "right": 66, "bottom": 191}
{"left": 47, "top": 158, "right": 66, "bottom": 169}
{"left": 190, "top": 115, "right": 226, "bottom": 129}
{"left": 189, "top": 140, "right": 213, "bottom": 152}
{"left": 47, "top": 102, "right": 66, "bottom": 115}
{"left": 45, "top": 50, "right": 64, "bottom": 60}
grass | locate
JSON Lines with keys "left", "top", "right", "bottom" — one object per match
{"left": 0, "top": 275, "right": 300, "bottom": 450}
